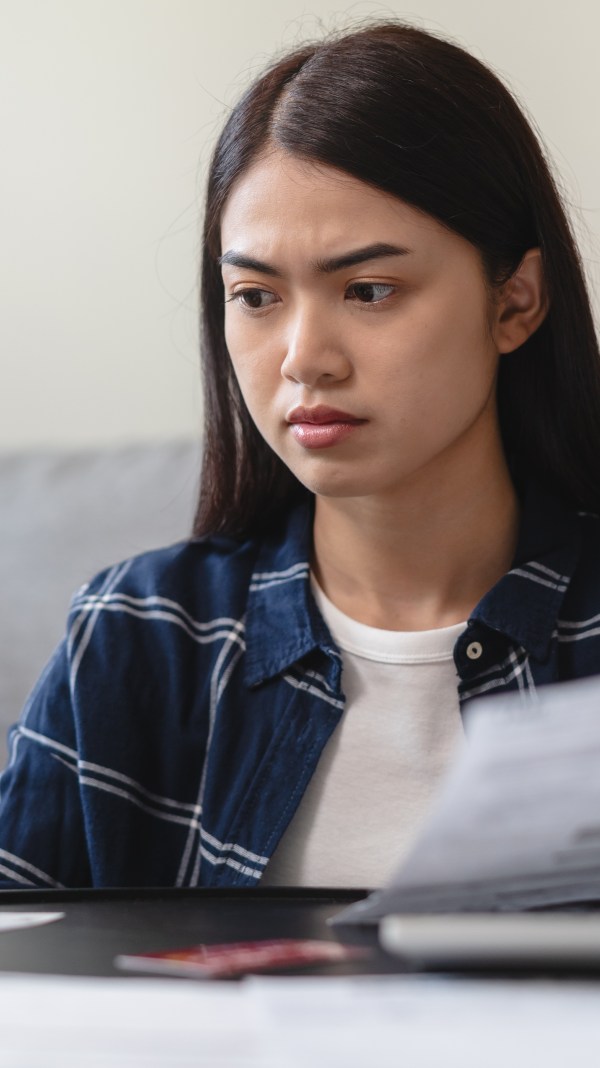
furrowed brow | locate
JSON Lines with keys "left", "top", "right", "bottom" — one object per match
{"left": 219, "top": 251, "right": 280, "bottom": 276}
{"left": 219, "top": 242, "right": 412, "bottom": 277}
{"left": 314, "top": 243, "right": 412, "bottom": 274}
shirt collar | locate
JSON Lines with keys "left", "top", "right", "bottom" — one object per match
{"left": 244, "top": 480, "right": 582, "bottom": 683}
{"left": 244, "top": 497, "right": 334, "bottom": 686}
{"left": 469, "top": 479, "right": 581, "bottom": 661}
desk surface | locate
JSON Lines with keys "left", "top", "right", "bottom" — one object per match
{"left": 1, "top": 890, "right": 600, "bottom": 1068}
{"left": 0, "top": 887, "right": 399, "bottom": 979}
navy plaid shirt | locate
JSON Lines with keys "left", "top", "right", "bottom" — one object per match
{"left": 0, "top": 481, "right": 599, "bottom": 890}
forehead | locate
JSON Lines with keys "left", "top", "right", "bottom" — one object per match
{"left": 219, "top": 149, "right": 452, "bottom": 262}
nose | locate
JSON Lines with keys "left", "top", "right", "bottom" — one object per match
{"left": 280, "top": 303, "right": 352, "bottom": 388}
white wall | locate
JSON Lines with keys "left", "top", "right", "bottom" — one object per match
{"left": 1, "top": 0, "right": 598, "bottom": 449}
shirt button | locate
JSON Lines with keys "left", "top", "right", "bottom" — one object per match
{"left": 466, "top": 641, "right": 483, "bottom": 660}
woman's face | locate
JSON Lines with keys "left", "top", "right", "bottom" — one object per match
{"left": 220, "top": 149, "right": 504, "bottom": 501}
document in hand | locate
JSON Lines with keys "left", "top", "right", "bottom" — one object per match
{"left": 333, "top": 674, "right": 600, "bottom": 925}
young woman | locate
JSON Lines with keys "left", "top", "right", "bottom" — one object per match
{"left": 1, "top": 22, "right": 599, "bottom": 891}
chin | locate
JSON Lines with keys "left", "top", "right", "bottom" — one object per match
{"left": 292, "top": 468, "right": 381, "bottom": 499}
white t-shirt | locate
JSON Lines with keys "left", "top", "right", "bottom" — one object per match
{"left": 262, "top": 579, "right": 466, "bottom": 888}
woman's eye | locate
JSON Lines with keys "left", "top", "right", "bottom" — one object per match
{"left": 346, "top": 282, "right": 395, "bottom": 304}
{"left": 229, "top": 288, "right": 278, "bottom": 311}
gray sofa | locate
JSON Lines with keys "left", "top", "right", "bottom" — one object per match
{"left": 0, "top": 439, "right": 201, "bottom": 766}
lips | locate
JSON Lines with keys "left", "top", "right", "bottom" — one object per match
{"left": 286, "top": 405, "right": 365, "bottom": 426}
{"left": 286, "top": 406, "right": 367, "bottom": 450}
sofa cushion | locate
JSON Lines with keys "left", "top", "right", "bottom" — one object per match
{"left": 0, "top": 440, "right": 200, "bottom": 765}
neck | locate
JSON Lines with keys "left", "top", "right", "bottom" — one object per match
{"left": 311, "top": 441, "right": 519, "bottom": 632}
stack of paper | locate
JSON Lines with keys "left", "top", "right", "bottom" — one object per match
{"left": 2, "top": 972, "right": 600, "bottom": 1067}
{"left": 334, "top": 675, "right": 600, "bottom": 925}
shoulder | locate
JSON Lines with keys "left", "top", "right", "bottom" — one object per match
{"left": 60, "top": 533, "right": 268, "bottom": 718}
{"left": 71, "top": 532, "right": 265, "bottom": 624}
{"left": 71, "top": 495, "right": 315, "bottom": 626}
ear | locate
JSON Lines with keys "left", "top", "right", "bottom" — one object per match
{"left": 492, "top": 248, "right": 549, "bottom": 354}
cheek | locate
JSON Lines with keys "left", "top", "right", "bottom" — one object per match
{"left": 413, "top": 288, "right": 495, "bottom": 371}
{"left": 225, "top": 320, "right": 259, "bottom": 388}
{"left": 224, "top": 324, "right": 280, "bottom": 429}
{"left": 224, "top": 317, "right": 244, "bottom": 375}
{"left": 378, "top": 298, "right": 498, "bottom": 425}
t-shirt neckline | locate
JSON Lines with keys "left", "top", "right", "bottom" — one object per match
{"left": 310, "top": 574, "right": 467, "bottom": 664}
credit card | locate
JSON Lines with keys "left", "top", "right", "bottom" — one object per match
{"left": 116, "top": 938, "right": 367, "bottom": 978}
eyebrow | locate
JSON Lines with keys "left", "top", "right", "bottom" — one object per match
{"left": 218, "top": 242, "right": 412, "bottom": 276}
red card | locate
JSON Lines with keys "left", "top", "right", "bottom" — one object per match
{"left": 116, "top": 938, "right": 366, "bottom": 978}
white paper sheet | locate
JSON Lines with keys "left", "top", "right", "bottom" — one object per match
{"left": 1, "top": 971, "right": 599, "bottom": 1068}
{"left": 248, "top": 974, "right": 600, "bottom": 1068}
{"left": 0, "top": 912, "right": 64, "bottom": 931}
{"left": 0, "top": 973, "right": 269, "bottom": 1067}
{"left": 334, "top": 675, "right": 600, "bottom": 924}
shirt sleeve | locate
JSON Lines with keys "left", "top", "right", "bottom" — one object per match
{"left": 0, "top": 638, "right": 92, "bottom": 890}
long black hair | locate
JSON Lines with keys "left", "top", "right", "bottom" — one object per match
{"left": 195, "top": 21, "right": 600, "bottom": 537}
